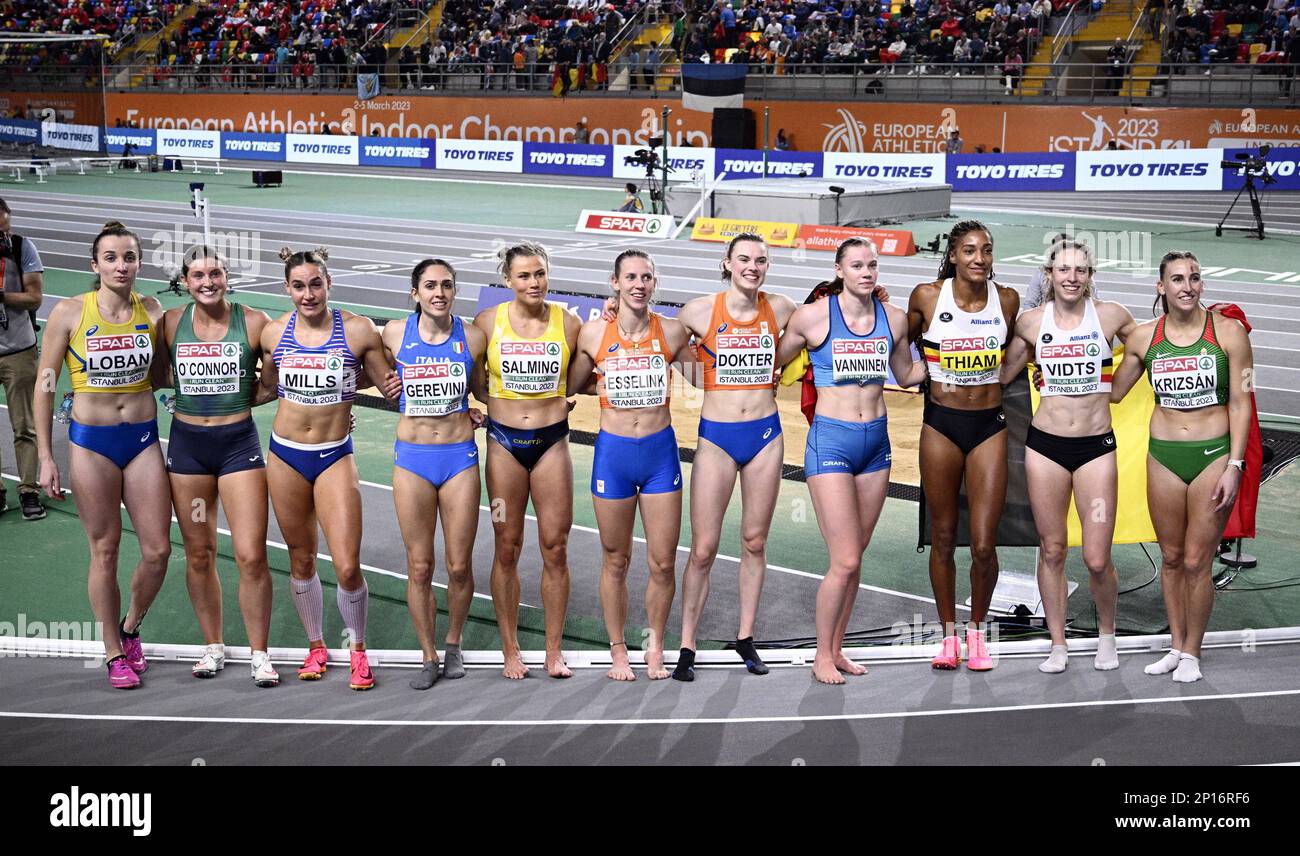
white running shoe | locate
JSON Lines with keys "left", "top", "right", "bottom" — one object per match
{"left": 192, "top": 644, "right": 225, "bottom": 678}
{"left": 251, "top": 651, "right": 280, "bottom": 688}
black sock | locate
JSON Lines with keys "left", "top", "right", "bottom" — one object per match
{"left": 736, "top": 636, "right": 769, "bottom": 675}
{"left": 119, "top": 618, "right": 140, "bottom": 639}
{"left": 672, "top": 647, "right": 696, "bottom": 682}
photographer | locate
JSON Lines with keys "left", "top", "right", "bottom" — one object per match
{"left": 0, "top": 198, "right": 46, "bottom": 520}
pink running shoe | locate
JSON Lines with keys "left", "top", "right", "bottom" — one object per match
{"left": 107, "top": 656, "right": 140, "bottom": 689}
{"left": 298, "top": 647, "right": 329, "bottom": 680}
{"left": 349, "top": 650, "right": 375, "bottom": 691}
{"left": 930, "top": 634, "right": 961, "bottom": 670}
{"left": 120, "top": 629, "right": 148, "bottom": 675}
{"left": 966, "top": 629, "right": 994, "bottom": 671}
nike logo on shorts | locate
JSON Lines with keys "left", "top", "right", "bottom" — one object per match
{"left": 320, "top": 450, "right": 338, "bottom": 459}
{"left": 469, "top": 450, "right": 478, "bottom": 458}
{"left": 1204, "top": 446, "right": 1225, "bottom": 456}
{"left": 249, "top": 456, "right": 261, "bottom": 462}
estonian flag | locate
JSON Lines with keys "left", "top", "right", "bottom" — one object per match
{"left": 681, "top": 63, "right": 746, "bottom": 112}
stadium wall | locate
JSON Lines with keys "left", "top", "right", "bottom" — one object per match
{"left": 69, "top": 95, "right": 1300, "bottom": 153}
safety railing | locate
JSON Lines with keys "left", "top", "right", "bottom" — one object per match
{"left": 5, "top": 59, "right": 1297, "bottom": 105}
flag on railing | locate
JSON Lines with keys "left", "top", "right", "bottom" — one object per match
{"left": 357, "top": 72, "right": 379, "bottom": 101}
{"left": 681, "top": 63, "right": 745, "bottom": 112}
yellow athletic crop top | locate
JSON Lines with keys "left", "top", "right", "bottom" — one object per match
{"left": 487, "top": 301, "right": 569, "bottom": 400}
{"left": 65, "top": 291, "right": 156, "bottom": 394}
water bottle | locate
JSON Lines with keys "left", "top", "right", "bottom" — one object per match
{"left": 53, "top": 393, "right": 73, "bottom": 424}
{"left": 158, "top": 392, "right": 176, "bottom": 414}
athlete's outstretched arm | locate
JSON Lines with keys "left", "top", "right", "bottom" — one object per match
{"left": 886, "top": 305, "right": 926, "bottom": 387}
{"left": 566, "top": 321, "right": 600, "bottom": 396}
{"left": 1109, "top": 322, "right": 1153, "bottom": 403}
{"left": 1214, "top": 316, "right": 1255, "bottom": 512}
{"left": 35, "top": 299, "right": 76, "bottom": 500}
{"left": 774, "top": 304, "right": 809, "bottom": 368}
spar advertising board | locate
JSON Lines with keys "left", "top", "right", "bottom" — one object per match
{"left": 576, "top": 210, "right": 674, "bottom": 238}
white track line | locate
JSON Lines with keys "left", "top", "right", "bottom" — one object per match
{"left": 2, "top": 686, "right": 1299, "bottom": 728}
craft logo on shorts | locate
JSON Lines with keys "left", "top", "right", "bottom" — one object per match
{"left": 49, "top": 787, "right": 151, "bottom": 836}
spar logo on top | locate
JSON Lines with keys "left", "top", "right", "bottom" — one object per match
{"left": 435, "top": 138, "right": 522, "bottom": 173}
{"left": 947, "top": 152, "right": 1073, "bottom": 191}
{"left": 359, "top": 136, "right": 435, "bottom": 168}
{"left": 822, "top": 152, "right": 946, "bottom": 184}
{"left": 1075, "top": 148, "right": 1221, "bottom": 191}
{"left": 286, "top": 133, "right": 358, "bottom": 165}
{"left": 714, "top": 148, "right": 823, "bottom": 181}
{"left": 222, "top": 132, "right": 285, "bottom": 161}
{"left": 612, "top": 145, "right": 715, "bottom": 183}
{"left": 523, "top": 143, "right": 612, "bottom": 177}
{"left": 104, "top": 127, "right": 156, "bottom": 155}
{"left": 576, "top": 209, "right": 675, "bottom": 238}
{"left": 155, "top": 128, "right": 220, "bottom": 157}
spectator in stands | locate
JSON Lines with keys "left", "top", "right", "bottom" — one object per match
{"left": 645, "top": 42, "right": 660, "bottom": 91}
{"left": 775, "top": 128, "right": 791, "bottom": 150}
{"left": 1003, "top": 43, "right": 1024, "bottom": 92}
{"left": 574, "top": 121, "right": 589, "bottom": 144}
{"left": 427, "top": 38, "right": 446, "bottom": 89}
{"left": 617, "top": 183, "right": 644, "bottom": 212}
{"left": 944, "top": 128, "right": 963, "bottom": 153}
{"left": 1107, "top": 37, "right": 1128, "bottom": 92}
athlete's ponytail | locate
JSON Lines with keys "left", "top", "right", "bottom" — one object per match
{"left": 936, "top": 219, "right": 991, "bottom": 282}
{"left": 281, "top": 246, "right": 330, "bottom": 281}
{"left": 1155, "top": 250, "right": 1198, "bottom": 316}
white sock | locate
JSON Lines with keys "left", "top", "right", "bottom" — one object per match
{"left": 291, "top": 574, "right": 324, "bottom": 643}
{"left": 1144, "top": 648, "right": 1182, "bottom": 675}
{"left": 1094, "top": 633, "right": 1119, "bottom": 671}
{"left": 1172, "top": 653, "right": 1202, "bottom": 683}
{"left": 337, "top": 581, "right": 369, "bottom": 646}
{"left": 1038, "top": 644, "right": 1068, "bottom": 674}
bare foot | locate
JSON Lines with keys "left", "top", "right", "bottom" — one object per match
{"left": 607, "top": 663, "right": 636, "bottom": 681}
{"left": 834, "top": 653, "right": 868, "bottom": 676}
{"left": 813, "top": 657, "right": 846, "bottom": 685}
{"left": 545, "top": 651, "right": 572, "bottom": 679}
{"left": 645, "top": 650, "right": 670, "bottom": 680}
{"left": 502, "top": 652, "right": 529, "bottom": 680}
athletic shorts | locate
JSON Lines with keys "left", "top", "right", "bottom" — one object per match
{"left": 804, "top": 413, "right": 891, "bottom": 477}
{"left": 394, "top": 439, "right": 479, "bottom": 489}
{"left": 1148, "top": 434, "right": 1230, "bottom": 485}
{"left": 69, "top": 419, "right": 158, "bottom": 470}
{"left": 486, "top": 418, "right": 569, "bottom": 472}
{"left": 591, "top": 425, "right": 682, "bottom": 499}
{"left": 269, "top": 432, "right": 353, "bottom": 484}
{"left": 1025, "top": 424, "right": 1116, "bottom": 473}
{"left": 167, "top": 416, "right": 265, "bottom": 477}
{"left": 698, "top": 412, "right": 782, "bottom": 468}
{"left": 923, "top": 399, "right": 1006, "bottom": 455}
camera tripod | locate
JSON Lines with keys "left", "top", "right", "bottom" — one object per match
{"left": 1216, "top": 172, "right": 1268, "bottom": 241}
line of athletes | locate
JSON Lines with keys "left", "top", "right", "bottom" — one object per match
{"left": 31, "top": 218, "right": 1252, "bottom": 691}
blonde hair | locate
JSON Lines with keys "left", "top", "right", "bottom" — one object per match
{"left": 498, "top": 241, "right": 550, "bottom": 278}
{"left": 1043, "top": 239, "right": 1096, "bottom": 302}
